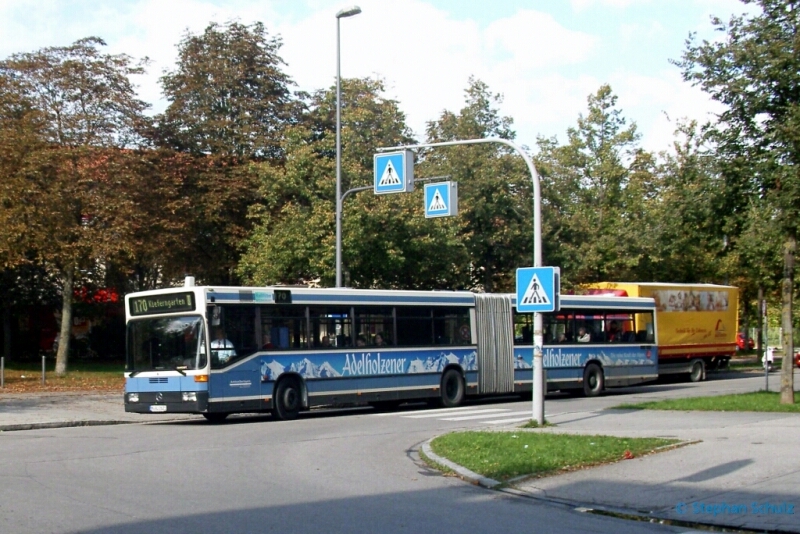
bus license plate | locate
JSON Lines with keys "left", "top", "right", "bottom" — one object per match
{"left": 149, "top": 405, "right": 167, "bottom": 413}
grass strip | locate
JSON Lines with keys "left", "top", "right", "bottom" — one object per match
{"left": 615, "top": 390, "right": 800, "bottom": 413}
{"left": 429, "top": 431, "right": 677, "bottom": 482}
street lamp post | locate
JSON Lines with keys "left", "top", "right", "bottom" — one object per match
{"left": 335, "top": 5, "right": 362, "bottom": 288}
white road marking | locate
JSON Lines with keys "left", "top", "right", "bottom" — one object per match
{"left": 406, "top": 408, "right": 510, "bottom": 419}
{"left": 370, "top": 405, "right": 554, "bottom": 426}
{"left": 370, "top": 405, "right": 495, "bottom": 417}
{"left": 442, "top": 410, "right": 532, "bottom": 421}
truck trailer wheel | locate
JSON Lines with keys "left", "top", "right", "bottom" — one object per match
{"left": 689, "top": 360, "right": 705, "bottom": 383}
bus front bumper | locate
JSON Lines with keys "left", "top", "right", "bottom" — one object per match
{"left": 124, "top": 391, "right": 209, "bottom": 414}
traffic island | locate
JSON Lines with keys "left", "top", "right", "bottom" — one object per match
{"left": 421, "top": 429, "right": 681, "bottom": 485}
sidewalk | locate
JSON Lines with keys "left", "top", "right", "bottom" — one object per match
{"left": 0, "top": 391, "right": 194, "bottom": 431}
{"left": 426, "top": 408, "right": 800, "bottom": 533}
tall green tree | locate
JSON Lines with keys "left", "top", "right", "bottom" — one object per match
{"left": 0, "top": 71, "right": 44, "bottom": 271}
{"left": 0, "top": 63, "right": 59, "bottom": 360}
{"left": 110, "top": 149, "right": 202, "bottom": 291}
{"left": 157, "top": 21, "right": 297, "bottom": 161}
{"left": 646, "top": 122, "right": 729, "bottom": 284}
{"left": 238, "top": 77, "right": 470, "bottom": 288}
{"left": 536, "top": 85, "right": 645, "bottom": 286}
{"left": 421, "top": 78, "right": 532, "bottom": 292}
{"left": 677, "top": 0, "right": 800, "bottom": 402}
{"left": 156, "top": 21, "right": 300, "bottom": 285}
{"left": 0, "top": 37, "right": 149, "bottom": 374}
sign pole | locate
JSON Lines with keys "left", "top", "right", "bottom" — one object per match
{"left": 764, "top": 302, "right": 769, "bottom": 391}
{"left": 533, "top": 312, "right": 544, "bottom": 421}
{"left": 377, "top": 137, "right": 545, "bottom": 424}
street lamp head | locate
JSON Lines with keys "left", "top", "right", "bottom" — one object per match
{"left": 336, "top": 5, "right": 361, "bottom": 18}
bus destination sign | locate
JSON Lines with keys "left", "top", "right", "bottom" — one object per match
{"left": 129, "top": 292, "right": 196, "bottom": 317}
{"left": 274, "top": 289, "right": 292, "bottom": 304}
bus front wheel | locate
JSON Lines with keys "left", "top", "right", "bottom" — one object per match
{"left": 440, "top": 369, "right": 465, "bottom": 408}
{"left": 274, "top": 378, "right": 302, "bottom": 421}
{"left": 582, "top": 363, "right": 604, "bottom": 397}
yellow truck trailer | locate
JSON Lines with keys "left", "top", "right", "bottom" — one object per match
{"left": 583, "top": 282, "right": 738, "bottom": 381}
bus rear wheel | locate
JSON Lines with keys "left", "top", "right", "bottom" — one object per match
{"left": 274, "top": 378, "right": 302, "bottom": 421}
{"left": 582, "top": 363, "right": 604, "bottom": 397}
{"left": 440, "top": 369, "right": 465, "bottom": 408}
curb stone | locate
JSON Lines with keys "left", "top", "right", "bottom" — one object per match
{"left": 0, "top": 420, "right": 132, "bottom": 432}
{"left": 420, "top": 438, "right": 501, "bottom": 489}
{"left": 0, "top": 417, "right": 194, "bottom": 432}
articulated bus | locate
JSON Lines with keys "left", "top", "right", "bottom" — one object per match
{"left": 124, "top": 279, "right": 658, "bottom": 421}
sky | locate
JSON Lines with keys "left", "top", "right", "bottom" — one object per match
{"left": 0, "top": 0, "right": 759, "bottom": 153}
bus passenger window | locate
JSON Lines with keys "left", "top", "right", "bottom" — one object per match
{"left": 521, "top": 326, "right": 532, "bottom": 343}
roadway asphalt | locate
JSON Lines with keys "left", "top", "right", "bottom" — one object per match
{"left": 2, "top": 384, "right": 798, "bottom": 533}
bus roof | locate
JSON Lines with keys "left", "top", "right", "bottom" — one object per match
{"left": 508, "top": 294, "right": 656, "bottom": 311}
{"left": 128, "top": 285, "right": 477, "bottom": 307}
{"left": 126, "top": 285, "right": 656, "bottom": 311}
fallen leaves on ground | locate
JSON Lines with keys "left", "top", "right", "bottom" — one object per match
{"left": 0, "top": 370, "right": 124, "bottom": 394}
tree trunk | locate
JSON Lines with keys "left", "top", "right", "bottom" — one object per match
{"left": 780, "top": 234, "right": 795, "bottom": 404}
{"left": 55, "top": 266, "right": 74, "bottom": 376}
{"left": 483, "top": 263, "right": 493, "bottom": 294}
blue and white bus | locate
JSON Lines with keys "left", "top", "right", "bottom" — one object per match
{"left": 124, "top": 279, "right": 658, "bottom": 421}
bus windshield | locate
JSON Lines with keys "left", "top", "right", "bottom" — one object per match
{"left": 127, "top": 316, "right": 207, "bottom": 372}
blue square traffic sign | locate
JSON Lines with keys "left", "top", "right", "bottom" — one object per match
{"left": 424, "top": 181, "right": 458, "bottom": 218}
{"left": 374, "top": 150, "right": 414, "bottom": 194}
{"left": 516, "top": 267, "right": 560, "bottom": 313}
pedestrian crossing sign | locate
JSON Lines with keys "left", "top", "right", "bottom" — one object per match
{"left": 424, "top": 181, "right": 458, "bottom": 218}
{"left": 516, "top": 267, "right": 560, "bottom": 313}
{"left": 374, "top": 150, "right": 414, "bottom": 194}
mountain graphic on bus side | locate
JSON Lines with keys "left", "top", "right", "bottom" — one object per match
{"left": 259, "top": 358, "right": 342, "bottom": 381}
{"left": 261, "top": 359, "right": 288, "bottom": 381}
{"left": 290, "top": 358, "right": 341, "bottom": 378}
{"left": 514, "top": 355, "right": 532, "bottom": 369}
{"left": 259, "top": 350, "right": 478, "bottom": 381}
{"left": 408, "top": 351, "right": 476, "bottom": 373}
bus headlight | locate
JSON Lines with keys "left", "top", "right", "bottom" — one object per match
{"left": 127, "top": 393, "right": 139, "bottom": 403}
{"left": 182, "top": 392, "right": 197, "bottom": 402}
